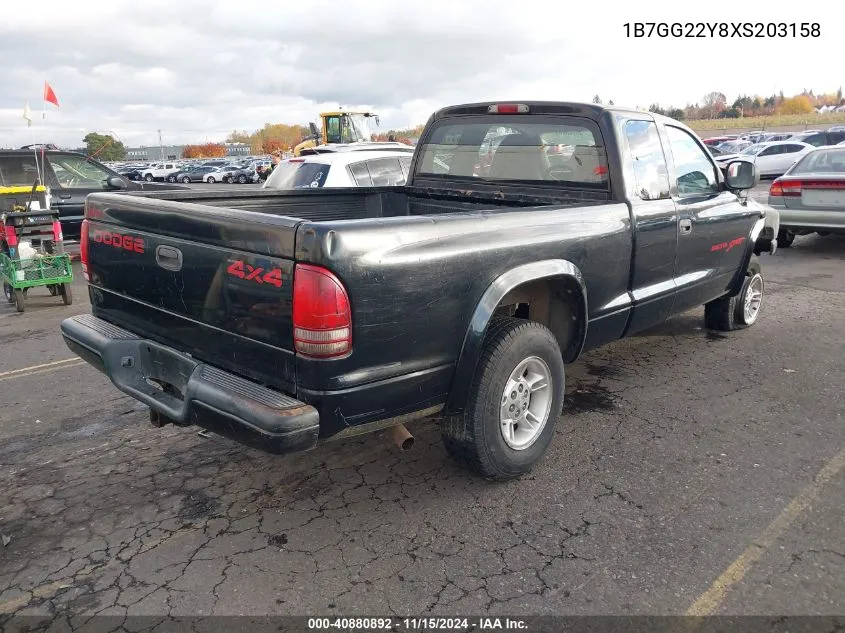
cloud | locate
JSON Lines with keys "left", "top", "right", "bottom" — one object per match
{"left": 0, "top": 0, "right": 837, "bottom": 149}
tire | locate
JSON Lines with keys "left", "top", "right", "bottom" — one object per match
{"left": 144, "top": 174, "right": 154, "bottom": 182}
{"left": 14, "top": 289, "right": 25, "bottom": 313}
{"left": 441, "top": 317, "right": 565, "bottom": 480}
{"left": 704, "top": 256, "right": 763, "bottom": 331}
{"left": 47, "top": 284, "right": 58, "bottom": 296}
{"left": 238, "top": 175, "right": 247, "bottom": 184}
{"left": 167, "top": 175, "right": 176, "bottom": 183}
{"left": 207, "top": 177, "right": 216, "bottom": 184}
{"left": 3, "top": 282, "right": 14, "bottom": 304}
{"left": 777, "top": 228, "right": 795, "bottom": 248}
{"left": 181, "top": 176, "right": 191, "bottom": 183}
{"left": 59, "top": 283, "right": 73, "bottom": 306}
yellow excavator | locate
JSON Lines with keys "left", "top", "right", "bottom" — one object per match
{"left": 292, "top": 110, "right": 381, "bottom": 156}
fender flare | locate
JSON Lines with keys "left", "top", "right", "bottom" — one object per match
{"left": 727, "top": 217, "right": 765, "bottom": 296}
{"left": 445, "top": 259, "right": 588, "bottom": 415}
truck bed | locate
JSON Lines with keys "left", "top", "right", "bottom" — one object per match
{"left": 124, "top": 185, "right": 611, "bottom": 223}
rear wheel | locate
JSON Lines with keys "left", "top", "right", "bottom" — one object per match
{"left": 167, "top": 175, "right": 177, "bottom": 183}
{"left": 207, "top": 176, "right": 216, "bottom": 184}
{"left": 14, "top": 289, "right": 25, "bottom": 312}
{"left": 705, "top": 256, "right": 763, "bottom": 331}
{"left": 237, "top": 175, "right": 247, "bottom": 184}
{"left": 144, "top": 174, "right": 154, "bottom": 182}
{"left": 3, "top": 283, "right": 14, "bottom": 304}
{"left": 441, "top": 317, "right": 565, "bottom": 480}
{"left": 59, "top": 283, "right": 73, "bottom": 306}
{"left": 181, "top": 176, "right": 191, "bottom": 183}
{"left": 777, "top": 228, "right": 795, "bottom": 248}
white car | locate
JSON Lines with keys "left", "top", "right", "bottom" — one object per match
{"left": 202, "top": 166, "right": 236, "bottom": 184}
{"left": 140, "top": 162, "right": 182, "bottom": 182}
{"left": 263, "top": 150, "right": 413, "bottom": 190}
{"left": 715, "top": 141, "right": 814, "bottom": 177}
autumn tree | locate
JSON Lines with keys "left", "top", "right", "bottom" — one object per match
{"left": 776, "top": 95, "right": 814, "bottom": 115}
{"left": 83, "top": 132, "right": 126, "bottom": 161}
{"left": 182, "top": 143, "right": 227, "bottom": 158}
{"left": 702, "top": 91, "right": 727, "bottom": 119}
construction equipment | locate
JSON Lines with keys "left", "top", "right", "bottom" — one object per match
{"left": 293, "top": 110, "right": 381, "bottom": 156}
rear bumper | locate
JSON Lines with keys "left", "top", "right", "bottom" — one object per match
{"left": 60, "top": 314, "right": 320, "bottom": 455}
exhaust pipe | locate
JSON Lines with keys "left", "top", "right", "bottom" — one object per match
{"left": 387, "top": 423, "right": 414, "bottom": 451}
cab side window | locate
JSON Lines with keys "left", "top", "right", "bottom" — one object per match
{"left": 624, "top": 120, "right": 670, "bottom": 201}
{"left": 49, "top": 154, "right": 113, "bottom": 189}
{"left": 665, "top": 126, "right": 719, "bottom": 196}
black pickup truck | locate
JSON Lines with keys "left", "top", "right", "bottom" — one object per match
{"left": 60, "top": 101, "right": 775, "bottom": 480}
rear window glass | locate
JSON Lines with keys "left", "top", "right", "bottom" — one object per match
{"left": 790, "top": 149, "right": 845, "bottom": 174}
{"left": 0, "top": 155, "right": 41, "bottom": 187}
{"left": 415, "top": 116, "right": 608, "bottom": 188}
{"left": 264, "top": 162, "right": 330, "bottom": 189}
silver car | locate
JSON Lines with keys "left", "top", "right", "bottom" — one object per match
{"left": 767, "top": 146, "right": 845, "bottom": 247}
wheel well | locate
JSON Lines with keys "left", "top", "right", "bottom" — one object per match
{"left": 493, "top": 277, "right": 585, "bottom": 362}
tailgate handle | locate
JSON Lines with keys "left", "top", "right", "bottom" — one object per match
{"left": 155, "top": 245, "right": 183, "bottom": 271}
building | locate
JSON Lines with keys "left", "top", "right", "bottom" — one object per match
{"left": 122, "top": 142, "right": 251, "bottom": 161}
{"left": 224, "top": 142, "right": 251, "bottom": 156}
{"left": 125, "top": 145, "right": 186, "bottom": 161}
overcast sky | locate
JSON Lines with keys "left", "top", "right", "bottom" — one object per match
{"left": 0, "top": 0, "right": 838, "bottom": 149}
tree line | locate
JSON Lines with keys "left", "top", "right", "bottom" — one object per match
{"left": 79, "top": 87, "right": 845, "bottom": 160}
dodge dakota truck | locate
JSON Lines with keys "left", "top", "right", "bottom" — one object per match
{"left": 60, "top": 101, "right": 775, "bottom": 480}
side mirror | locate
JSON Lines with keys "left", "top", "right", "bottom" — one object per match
{"left": 309, "top": 122, "right": 319, "bottom": 137}
{"left": 724, "top": 159, "right": 758, "bottom": 190}
{"left": 106, "top": 175, "right": 128, "bottom": 190}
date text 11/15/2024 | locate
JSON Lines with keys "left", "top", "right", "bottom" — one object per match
{"left": 307, "top": 617, "right": 529, "bottom": 630}
{"left": 623, "top": 22, "right": 820, "bottom": 38}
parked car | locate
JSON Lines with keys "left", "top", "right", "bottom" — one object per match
{"left": 787, "top": 130, "right": 845, "bottom": 147}
{"left": 203, "top": 166, "right": 237, "bottom": 184}
{"left": 173, "top": 166, "right": 216, "bottom": 183}
{"left": 0, "top": 150, "right": 186, "bottom": 239}
{"left": 117, "top": 166, "right": 145, "bottom": 181}
{"left": 263, "top": 150, "right": 413, "bottom": 189}
{"left": 140, "top": 162, "right": 182, "bottom": 182}
{"left": 715, "top": 140, "right": 753, "bottom": 154}
{"left": 702, "top": 135, "right": 738, "bottom": 146}
{"left": 221, "top": 165, "right": 258, "bottom": 184}
{"left": 714, "top": 141, "right": 814, "bottom": 178}
{"left": 767, "top": 146, "right": 845, "bottom": 247}
{"left": 61, "top": 101, "right": 776, "bottom": 480}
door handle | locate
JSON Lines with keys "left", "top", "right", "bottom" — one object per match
{"left": 155, "top": 245, "right": 183, "bottom": 271}
{"left": 679, "top": 219, "right": 692, "bottom": 235}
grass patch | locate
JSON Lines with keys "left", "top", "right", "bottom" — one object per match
{"left": 686, "top": 113, "right": 845, "bottom": 131}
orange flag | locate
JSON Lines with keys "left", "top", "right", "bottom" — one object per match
{"left": 43, "top": 81, "right": 59, "bottom": 108}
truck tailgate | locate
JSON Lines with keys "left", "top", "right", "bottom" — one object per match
{"left": 84, "top": 193, "right": 300, "bottom": 392}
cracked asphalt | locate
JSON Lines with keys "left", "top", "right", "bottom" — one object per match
{"left": 1, "top": 204, "right": 843, "bottom": 619}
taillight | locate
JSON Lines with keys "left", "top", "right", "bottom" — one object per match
{"left": 593, "top": 165, "right": 608, "bottom": 177}
{"left": 79, "top": 219, "right": 90, "bottom": 281}
{"left": 770, "top": 179, "right": 801, "bottom": 197}
{"left": 292, "top": 264, "right": 351, "bottom": 358}
{"left": 487, "top": 104, "right": 529, "bottom": 114}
